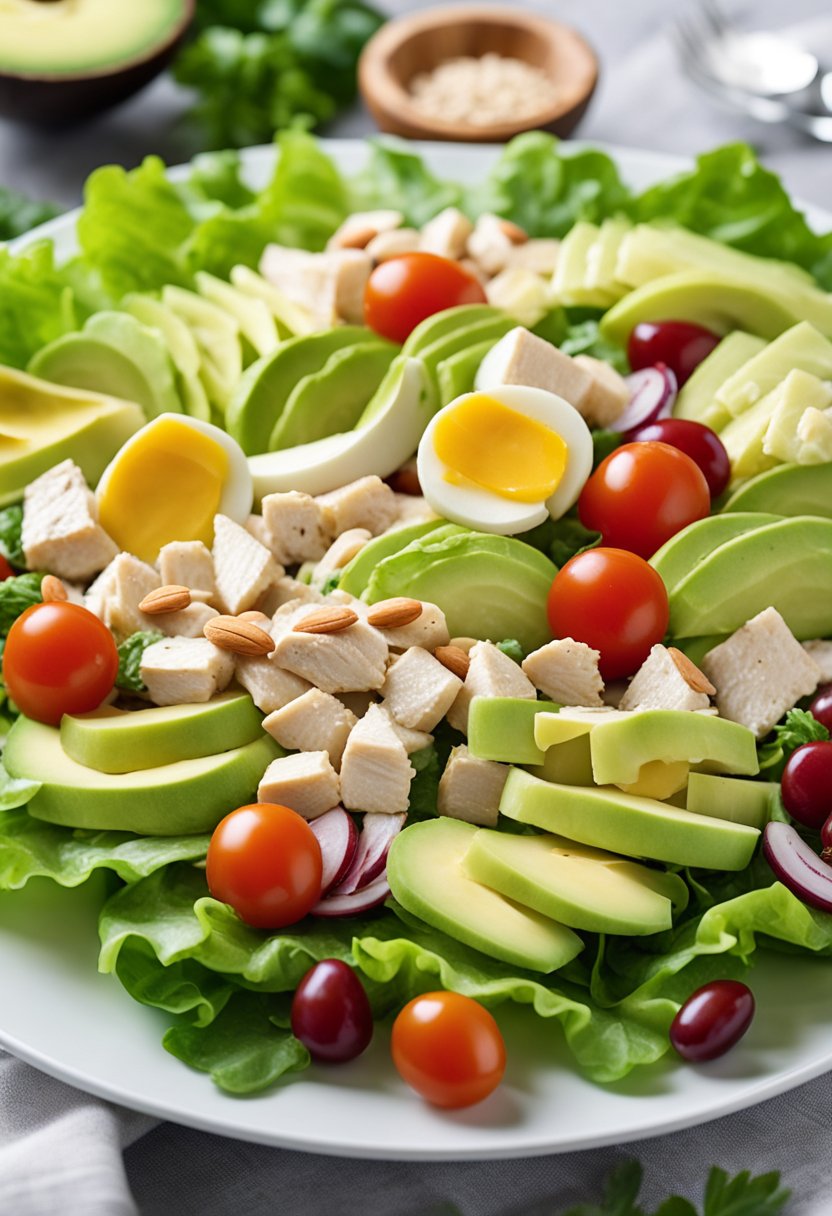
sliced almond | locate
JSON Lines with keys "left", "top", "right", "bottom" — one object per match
{"left": 668, "top": 647, "right": 716, "bottom": 695}
{"left": 367, "top": 598, "right": 423, "bottom": 629}
{"left": 139, "top": 585, "right": 192, "bottom": 615}
{"left": 292, "top": 606, "right": 358, "bottom": 635}
{"left": 435, "top": 644, "right": 470, "bottom": 681}
{"left": 40, "top": 574, "right": 68, "bottom": 603}
{"left": 204, "top": 615, "right": 274, "bottom": 656}
{"left": 498, "top": 218, "right": 529, "bottom": 245}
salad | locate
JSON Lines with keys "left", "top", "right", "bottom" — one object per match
{"left": 1, "top": 129, "right": 832, "bottom": 1107}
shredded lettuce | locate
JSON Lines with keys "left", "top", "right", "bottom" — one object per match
{"left": 0, "top": 505, "right": 24, "bottom": 568}
{"left": 115, "top": 630, "right": 164, "bottom": 694}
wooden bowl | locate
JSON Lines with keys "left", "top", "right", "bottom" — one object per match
{"left": 0, "top": 0, "right": 194, "bottom": 127}
{"left": 359, "top": 5, "right": 598, "bottom": 143}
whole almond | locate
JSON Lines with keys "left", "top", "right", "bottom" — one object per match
{"left": 498, "top": 218, "right": 529, "bottom": 245}
{"left": 435, "top": 644, "right": 470, "bottom": 681}
{"left": 668, "top": 647, "right": 716, "bottom": 695}
{"left": 332, "top": 225, "right": 377, "bottom": 250}
{"left": 238, "top": 610, "right": 271, "bottom": 624}
{"left": 205, "top": 615, "right": 274, "bottom": 656}
{"left": 367, "top": 598, "right": 423, "bottom": 629}
{"left": 40, "top": 575, "right": 68, "bottom": 603}
{"left": 292, "top": 606, "right": 359, "bottom": 635}
{"left": 140, "top": 585, "right": 192, "bottom": 615}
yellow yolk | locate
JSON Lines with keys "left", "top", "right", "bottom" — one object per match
{"left": 433, "top": 394, "right": 567, "bottom": 503}
{"left": 98, "top": 417, "right": 229, "bottom": 562}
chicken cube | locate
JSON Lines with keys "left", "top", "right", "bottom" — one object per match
{"left": 389, "top": 494, "right": 439, "bottom": 528}
{"left": 263, "top": 688, "right": 357, "bottom": 770}
{"left": 377, "top": 706, "right": 434, "bottom": 754}
{"left": 366, "top": 228, "right": 421, "bottom": 262}
{"left": 157, "top": 541, "right": 216, "bottom": 601}
{"left": 258, "top": 751, "right": 340, "bottom": 820}
{"left": 256, "top": 577, "right": 326, "bottom": 616}
{"left": 437, "top": 744, "right": 509, "bottom": 827}
{"left": 351, "top": 598, "right": 450, "bottom": 653}
{"left": 447, "top": 640, "right": 536, "bottom": 734}
{"left": 158, "top": 601, "right": 220, "bottom": 639}
{"left": 506, "top": 238, "right": 560, "bottom": 277}
{"left": 234, "top": 616, "right": 311, "bottom": 713}
{"left": 90, "top": 553, "right": 160, "bottom": 639}
{"left": 620, "top": 644, "right": 714, "bottom": 713}
{"left": 213, "top": 514, "right": 282, "bottom": 616}
{"left": 485, "top": 267, "right": 550, "bottom": 328}
{"left": 316, "top": 476, "right": 398, "bottom": 537}
{"left": 273, "top": 615, "right": 388, "bottom": 694}
{"left": 382, "top": 646, "right": 463, "bottom": 732}
{"left": 802, "top": 639, "right": 832, "bottom": 683}
{"left": 327, "top": 210, "right": 404, "bottom": 251}
{"left": 466, "top": 213, "right": 519, "bottom": 276}
{"left": 259, "top": 244, "right": 372, "bottom": 328}
{"left": 339, "top": 704, "right": 415, "bottom": 814}
{"left": 419, "top": 207, "right": 474, "bottom": 260}
{"left": 522, "top": 638, "right": 604, "bottom": 707}
{"left": 22, "top": 459, "right": 117, "bottom": 581}
{"left": 140, "top": 637, "right": 234, "bottom": 706}
{"left": 261, "top": 491, "right": 334, "bottom": 565}
{"left": 572, "top": 355, "right": 630, "bottom": 429}
{"left": 701, "top": 608, "right": 822, "bottom": 738}
{"left": 314, "top": 529, "right": 372, "bottom": 581}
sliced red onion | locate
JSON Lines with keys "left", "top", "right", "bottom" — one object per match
{"left": 612, "top": 364, "right": 678, "bottom": 435}
{"left": 310, "top": 874, "right": 391, "bottom": 918}
{"left": 763, "top": 821, "right": 832, "bottom": 913}
{"left": 333, "top": 812, "right": 407, "bottom": 896}
{"left": 309, "top": 807, "right": 358, "bottom": 895}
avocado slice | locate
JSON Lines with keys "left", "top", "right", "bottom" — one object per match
{"left": 587, "top": 710, "right": 759, "bottom": 785}
{"left": 387, "top": 819, "right": 583, "bottom": 973}
{"left": 60, "top": 691, "right": 264, "bottom": 774}
{"left": 364, "top": 529, "right": 557, "bottom": 652}
{"left": 162, "top": 286, "right": 243, "bottom": 416}
{"left": 723, "top": 461, "right": 832, "bottom": 518}
{"left": 418, "top": 316, "right": 516, "bottom": 390}
{"left": 551, "top": 221, "right": 619, "bottom": 307}
{"left": 674, "top": 331, "right": 766, "bottom": 430}
{"left": 500, "top": 768, "right": 759, "bottom": 871}
{"left": 338, "top": 519, "right": 445, "bottom": 597}
{"left": 527, "top": 734, "right": 595, "bottom": 787}
{"left": 668, "top": 515, "right": 832, "bottom": 639}
{"left": 716, "top": 322, "right": 832, "bottom": 420}
{"left": 762, "top": 369, "right": 832, "bottom": 465}
{"left": 195, "top": 271, "right": 281, "bottom": 360}
{"left": 5, "top": 716, "right": 280, "bottom": 835}
{"left": 465, "top": 829, "right": 687, "bottom": 935}
{"left": 269, "top": 340, "right": 396, "bottom": 451}
{"left": 436, "top": 338, "right": 495, "bottom": 407}
{"left": 586, "top": 217, "right": 632, "bottom": 296}
{"left": 29, "top": 311, "right": 183, "bottom": 420}
{"left": 685, "top": 772, "right": 773, "bottom": 829}
{"left": 0, "top": 365, "right": 144, "bottom": 505}
{"left": 650, "top": 512, "right": 781, "bottom": 597}
{"left": 123, "top": 294, "right": 212, "bottom": 422}
{"left": 402, "top": 305, "right": 501, "bottom": 356}
{"left": 229, "top": 265, "right": 317, "bottom": 338}
{"left": 227, "top": 326, "right": 371, "bottom": 455}
{"left": 468, "top": 697, "right": 560, "bottom": 766}
{"left": 532, "top": 707, "right": 631, "bottom": 750}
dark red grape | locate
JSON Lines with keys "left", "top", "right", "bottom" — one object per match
{"left": 670, "top": 980, "right": 755, "bottom": 1063}
{"left": 628, "top": 321, "right": 721, "bottom": 387}
{"left": 809, "top": 684, "right": 832, "bottom": 734}
{"left": 781, "top": 741, "right": 832, "bottom": 830}
{"left": 291, "top": 959, "right": 373, "bottom": 1064}
{"left": 628, "top": 417, "right": 731, "bottom": 498}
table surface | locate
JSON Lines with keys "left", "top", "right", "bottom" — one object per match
{"left": 0, "top": 2, "right": 830, "bottom": 1214}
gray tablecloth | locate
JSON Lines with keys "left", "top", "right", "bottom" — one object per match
{"left": 1, "top": 2, "right": 831, "bottom": 1213}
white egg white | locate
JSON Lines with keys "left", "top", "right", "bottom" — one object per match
{"left": 417, "top": 386, "right": 594, "bottom": 536}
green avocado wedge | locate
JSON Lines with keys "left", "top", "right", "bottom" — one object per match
{"left": 402, "top": 305, "right": 502, "bottom": 356}
{"left": 667, "top": 515, "right": 832, "bottom": 639}
{"left": 685, "top": 772, "right": 774, "bottom": 829}
{"left": 650, "top": 512, "right": 781, "bottom": 597}
{"left": 673, "top": 331, "right": 766, "bottom": 430}
{"left": 417, "top": 316, "right": 516, "bottom": 388}
{"left": 60, "top": 691, "right": 264, "bottom": 774}
{"left": 436, "top": 337, "right": 496, "bottom": 407}
{"left": 500, "top": 768, "right": 760, "bottom": 871}
{"left": 5, "top": 718, "right": 280, "bottom": 835}
{"left": 123, "top": 294, "right": 212, "bottom": 422}
{"left": 468, "top": 697, "right": 560, "bottom": 766}
{"left": 722, "top": 462, "right": 832, "bottom": 519}
{"left": 587, "top": 710, "right": 759, "bottom": 785}
{"left": 338, "top": 520, "right": 444, "bottom": 597}
{"left": 387, "top": 819, "right": 584, "bottom": 974}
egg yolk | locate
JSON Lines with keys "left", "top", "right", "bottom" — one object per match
{"left": 98, "top": 417, "right": 229, "bottom": 562}
{"left": 433, "top": 394, "right": 567, "bottom": 503}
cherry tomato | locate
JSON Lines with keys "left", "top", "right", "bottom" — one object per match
{"left": 207, "top": 803, "right": 322, "bottom": 930}
{"left": 579, "top": 442, "right": 711, "bottom": 559}
{"left": 809, "top": 684, "right": 832, "bottom": 734}
{"left": 547, "top": 547, "right": 669, "bottom": 681}
{"left": 628, "top": 321, "right": 720, "bottom": 387}
{"left": 291, "top": 959, "right": 373, "bottom": 1063}
{"left": 781, "top": 741, "right": 832, "bottom": 830}
{"left": 0, "top": 555, "right": 13, "bottom": 581}
{"left": 821, "top": 814, "right": 832, "bottom": 862}
{"left": 628, "top": 418, "right": 731, "bottom": 499}
{"left": 391, "top": 992, "right": 506, "bottom": 1109}
{"left": 364, "top": 253, "right": 487, "bottom": 344}
{"left": 670, "top": 980, "right": 755, "bottom": 1062}
{"left": 2, "top": 601, "right": 118, "bottom": 725}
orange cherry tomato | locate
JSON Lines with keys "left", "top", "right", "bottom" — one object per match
{"left": 391, "top": 991, "right": 506, "bottom": 1109}
{"left": 579, "top": 441, "right": 711, "bottom": 560}
{"left": 207, "top": 803, "right": 322, "bottom": 930}
{"left": 2, "top": 601, "right": 119, "bottom": 725}
{"left": 547, "top": 547, "right": 669, "bottom": 681}
{"left": 364, "top": 253, "right": 487, "bottom": 344}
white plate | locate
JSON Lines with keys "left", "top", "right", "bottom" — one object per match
{"left": 3, "top": 140, "right": 831, "bottom": 1160}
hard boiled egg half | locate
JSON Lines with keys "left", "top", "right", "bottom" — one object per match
{"left": 417, "top": 386, "right": 593, "bottom": 535}
{"left": 96, "top": 413, "right": 253, "bottom": 562}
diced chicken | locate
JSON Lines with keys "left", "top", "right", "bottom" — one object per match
{"left": 261, "top": 491, "right": 334, "bottom": 565}
{"left": 157, "top": 541, "right": 216, "bottom": 601}
{"left": 337, "top": 691, "right": 378, "bottom": 719}
{"left": 84, "top": 563, "right": 119, "bottom": 622}
{"left": 235, "top": 654, "right": 311, "bottom": 714}
{"left": 213, "top": 514, "right": 282, "bottom": 616}
{"left": 382, "top": 646, "right": 463, "bottom": 732}
{"left": 376, "top": 706, "right": 434, "bottom": 754}
{"left": 256, "top": 577, "right": 326, "bottom": 616}
{"left": 572, "top": 355, "right": 630, "bottom": 428}
{"left": 158, "top": 601, "right": 220, "bottom": 640}
{"left": 419, "top": 207, "right": 474, "bottom": 260}
{"left": 22, "top": 459, "right": 117, "bottom": 581}
{"left": 437, "top": 744, "right": 508, "bottom": 827}
{"left": 522, "top": 638, "right": 604, "bottom": 707}
{"left": 506, "top": 238, "right": 560, "bottom": 277}
{"left": 339, "top": 703, "right": 415, "bottom": 814}
{"left": 244, "top": 515, "right": 272, "bottom": 549}
{"left": 485, "top": 267, "right": 550, "bottom": 328}
{"left": 316, "top": 476, "right": 398, "bottom": 537}
{"left": 327, "top": 209, "right": 404, "bottom": 251}
{"left": 389, "top": 494, "right": 439, "bottom": 528}
{"left": 701, "top": 608, "right": 822, "bottom": 738}
{"left": 259, "top": 244, "right": 372, "bottom": 328}
{"left": 273, "top": 614, "right": 389, "bottom": 694}
{"left": 366, "top": 228, "right": 421, "bottom": 262}
{"left": 263, "top": 688, "right": 357, "bottom": 770}
{"left": 140, "top": 637, "right": 234, "bottom": 706}
{"left": 620, "top": 644, "right": 714, "bottom": 713}
{"left": 257, "top": 751, "right": 340, "bottom": 820}
{"left": 314, "top": 529, "right": 372, "bottom": 581}
{"left": 447, "top": 640, "right": 537, "bottom": 734}
{"left": 803, "top": 640, "right": 832, "bottom": 684}
{"left": 89, "top": 553, "right": 160, "bottom": 639}
{"left": 355, "top": 598, "right": 450, "bottom": 654}
{"left": 466, "top": 213, "right": 521, "bottom": 276}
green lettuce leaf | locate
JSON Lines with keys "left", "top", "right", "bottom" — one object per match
{"left": 0, "top": 185, "right": 60, "bottom": 242}
{"left": 0, "top": 505, "right": 25, "bottom": 568}
{"left": 258, "top": 127, "right": 350, "bottom": 251}
{"left": 757, "top": 708, "right": 829, "bottom": 779}
{"left": 0, "top": 242, "right": 78, "bottom": 369}
{"left": 0, "top": 571, "right": 43, "bottom": 633}
{"left": 350, "top": 141, "right": 462, "bottom": 227}
{"left": 115, "top": 630, "right": 164, "bottom": 694}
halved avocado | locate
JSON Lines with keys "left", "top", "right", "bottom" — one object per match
{"left": 650, "top": 512, "right": 781, "bottom": 597}
{"left": 338, "top": 519, "right": 445, "bottom": 597}
{"left": 402, "top": 306, "right": 501, "bottom": 356}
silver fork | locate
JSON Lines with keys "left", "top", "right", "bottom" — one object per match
{"left": 674, "top": 1, "right": 832, "bottom": 142}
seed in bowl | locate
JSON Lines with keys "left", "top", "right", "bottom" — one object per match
{"left": 408, "top": 53, "right": 561, "bottom": 127}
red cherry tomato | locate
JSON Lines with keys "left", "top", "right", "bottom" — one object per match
{"left": 364, "top": 253, "right": 487, "bottom": 344}
{"left": 0, "top": 555, "right": 13, "bottom": 580}
{"left": 670, "top": 980, "right": 755, "bottom": 1062}
{"left": 2, "top": 601, "right": 118, "bottom": 725}
{"left": 291, "top": 959, "right": 373, "bottom": 1063}
{"left": 207, "top": 803, "right": 322, "bottom": 930}
{"left": 391, "top": 991, "right": 506, "bottom": 1109}
{"left": 809, "top": 684, "right": 832, "bottom": 734}
{"left": 547, "top": 547, "right": 669, "bottom": 681}
{"left": 628, "top": 417, "right": 731, "bottom": 499}
{"left": 781, "top": 741, "right": 832, "bottom": 830}
{"left": 579, "top": 441, "right": 711, "bottom": 559}
{"left": 628, "top": 321, "right": 721, "bottom": 387}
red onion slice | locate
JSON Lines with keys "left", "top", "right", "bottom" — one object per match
{"left": 311, "top": 874, "right": 391, "bottom": 918}
{"left": 309, "top": 807, "right": 358, "bottom": 894}
{"left": 763, "top": 821, "right": 832, "bottom": 913}
{"left": 333, "top": 812, "right": 407, "bottom": 896}
{"left": 613, "top": 364, "right": 678, "bottom": 435}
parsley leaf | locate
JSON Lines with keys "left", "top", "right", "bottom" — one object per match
{"left": 0, "top": 505, "right": 24, "bottom": 568}
{"left": 701, "top": 1166, "right": 790, "bottom": 1216}
{"left": 758, "top": 708, "right": 829, "bottom": 778}
{"left": 406, "top": 745, "right": 440, "bottom": 822}
{"left": 548, "top": 516, "right": 602, "bottom": 568}
{"left": 564, "top": 1160, "right": 645, "bottom": 1216}
{"left": 497, "top": 639, "right": 525, "bottom": 664}
{"left": 116, "top": 631, "right": 164, "bottom": 694}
